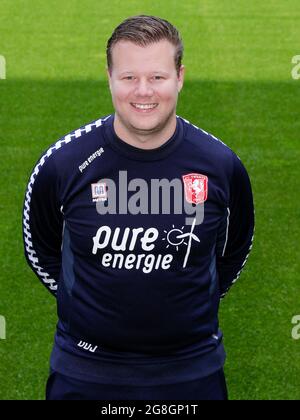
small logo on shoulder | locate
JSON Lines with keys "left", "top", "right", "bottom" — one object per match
{"left": 79, "top": 147, "right": 104, "bottom": 173}
{"left": 91, "top": 182, "right": 107, "bottom": 202}
{"left": 182, "top": 173, "right": 208, "bottom": 204}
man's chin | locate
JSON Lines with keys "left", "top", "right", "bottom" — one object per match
{"left": 128, "top": 119, "right": 161, "bottom": 134}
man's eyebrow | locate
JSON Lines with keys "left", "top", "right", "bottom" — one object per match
{"left": 119, "top": 71, "right": 169, "bottom": 76}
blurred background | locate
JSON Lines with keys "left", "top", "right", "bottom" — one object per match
{"left": 0, "top": 0, "right": 299, "bottom": 400}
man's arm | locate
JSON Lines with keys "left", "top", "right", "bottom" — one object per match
{"left": 216, "top": 151, "right": 255, "bottom": 298}
{"left": 22, "top": 153, "right": 63, "bottom": 297}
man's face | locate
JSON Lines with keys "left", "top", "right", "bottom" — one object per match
{"left": 107, "top": 39, "right": 184, "bottom": 136}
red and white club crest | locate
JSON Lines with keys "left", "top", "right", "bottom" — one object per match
{"left": 182, "top": 173, "right": 208, "bottom": 204}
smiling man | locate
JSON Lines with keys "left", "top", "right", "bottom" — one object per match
{"left": 107, "top": 38, "right": 184, "bottom": 149}
{"left": 22, "top": 15, "right": 255, "bottom": 400}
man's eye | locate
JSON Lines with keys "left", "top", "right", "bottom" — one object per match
{"left": 123, "top": 76, "right": 163, "bottom": 80}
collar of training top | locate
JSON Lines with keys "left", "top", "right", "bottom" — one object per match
{"left": 102, "top": 113, "right": 185, "bottom": 161}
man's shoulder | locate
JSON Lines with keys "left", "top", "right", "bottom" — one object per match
{"left": 179, "top": 115, "right": 232, "bottom": 153}
{"left": 38, "top": 114, "right": 112, "bottom": 165}
{"left": 179, "top": 114, "right": 237, "bottom": 169}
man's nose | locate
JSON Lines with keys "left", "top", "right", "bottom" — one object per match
{"left": 134, "top": 79, "right": 154, "bottom": 96}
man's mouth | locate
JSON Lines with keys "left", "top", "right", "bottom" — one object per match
{"left": 131, "top": 103, "right": 158, "bottom": 111}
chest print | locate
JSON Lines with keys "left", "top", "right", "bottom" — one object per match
{"left": 92, "top": 217, "right": 200, "bottom": 273}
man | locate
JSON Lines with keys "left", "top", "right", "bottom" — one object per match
{"left": 22, "top": 15, "right": 254, "bottom": 400}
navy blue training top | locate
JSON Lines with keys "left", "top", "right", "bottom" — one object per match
{"left": 22, "top": 113, "right": 254, "bottom": 386}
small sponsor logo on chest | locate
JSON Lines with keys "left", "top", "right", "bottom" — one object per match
{"left": 91, "top": 182, "right": 107, "bottom": 202}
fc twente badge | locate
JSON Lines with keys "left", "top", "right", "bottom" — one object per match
{"left": 182, "top": 173, "right": 208, "bottom": 204}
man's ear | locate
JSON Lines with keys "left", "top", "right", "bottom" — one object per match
{"left": 106, "top": 67, "right": 112, "bottom": 91}
{"left": 178, "top": 64, "right": 185, "bottom": 92}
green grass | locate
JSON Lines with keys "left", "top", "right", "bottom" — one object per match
{"left": 0, "top": 0, "right": 300, "bottom": 400}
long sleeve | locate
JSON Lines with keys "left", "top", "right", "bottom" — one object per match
{"left": 22, "top": 151, "right": 64, "bottom": 297}
{"left": 216, "top": 152, "right": 255, "bottom": 298}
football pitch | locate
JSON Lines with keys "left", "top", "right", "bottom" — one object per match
{"left": 0, "top": 0, "right": 299, "bottom": 400}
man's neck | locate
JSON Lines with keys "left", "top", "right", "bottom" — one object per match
{"left": 113, "top": 113, "right": 177, "bottom": 150}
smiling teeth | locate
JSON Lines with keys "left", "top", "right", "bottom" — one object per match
{"left": 132, "top": 103, "right": 157, "bottom": 109}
